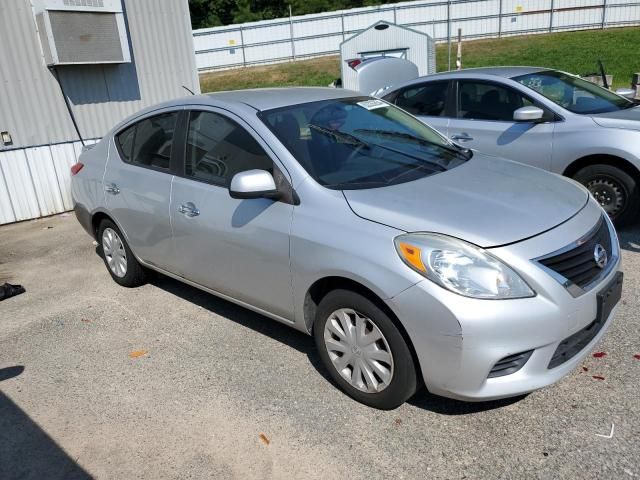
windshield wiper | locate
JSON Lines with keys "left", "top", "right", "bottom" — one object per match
{"left": 309, "top": 124, "right": 448, "bottom": 173}
{"left": 355, "top": 128, "right": 472, "bottom": 158}
{"left": 308, "top": 123, "right": 370, "bottom": 148}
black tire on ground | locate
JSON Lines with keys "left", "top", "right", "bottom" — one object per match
{"left": 313, "top": 289, "right": 417, "bottom": 410}
{"left": 573, "top": 164, "right": 640, "bottom": 227}
{"left": 97, "top": 219, "right": 146, "bottom": 288}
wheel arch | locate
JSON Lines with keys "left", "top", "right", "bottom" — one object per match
{"left": 91, "top": 211, "right": 113, "bottom": 239}
{"left": 563, "top": 154, "right": 640, "bottom": 184}
{"left": 303, "top": 275, "right": 423, "bottom": 384}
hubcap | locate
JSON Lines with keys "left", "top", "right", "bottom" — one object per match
{"left": 323, "top": 308, "right": 394, "bottom": 393}
{"left": 102, "top": 227, "right": 127, "bottom": 278}
{"left": 585, "top": 177, "right": 625, "bottom": 218}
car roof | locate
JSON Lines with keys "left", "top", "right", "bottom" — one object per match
{"left": 385, "top": 67, "right": 550, "bottom": 91}
{"left": 112, "top": 87, "right": 365, "bottom": 132}
{"left": 206, "top": 87, "right": 362, "bottom": 111}
{"left": 428, "top": 66, "right": 548, "bottom": 79}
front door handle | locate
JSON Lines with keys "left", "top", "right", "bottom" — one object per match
{"left": 105, "top": 183, "right": 120, "bottom": 195}
{"left": 450, "top": 133, "right": 473, "bottom": 142}
{"left": 178, "top": 202, "right": 200, "bottom": 217}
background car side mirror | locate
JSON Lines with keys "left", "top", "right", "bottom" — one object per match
{"left": 513, "top": 106, "right": 544, "bottom": 122}
{"left": 229, "top": 169, "right": 281, "bottom": 200}
{"left": 615, "top": 88, "right": 636, "bottom": 100}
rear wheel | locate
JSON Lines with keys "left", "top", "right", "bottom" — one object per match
{"left": 98, "top": 219, "right": 146, "bottom": 287}
{"left": 313, "top": 289, "right": 417, "bottom": 410}
{"left": 573, "top": 164, "right": 640, "bottom": 226}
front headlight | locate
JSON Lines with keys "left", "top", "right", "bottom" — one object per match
{"left": 395, "top": 233, "right": 535, "bottom": 299}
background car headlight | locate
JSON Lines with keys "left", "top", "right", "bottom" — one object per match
{"left": 394, "top": 233, "right": 535, "bottom": 299}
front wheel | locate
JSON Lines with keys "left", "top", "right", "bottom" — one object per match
{"left": 313, "top": 289, "right": 417, "bottom": 410}
{"left": 573, "top": 164, "right": 640, "bottom": 227}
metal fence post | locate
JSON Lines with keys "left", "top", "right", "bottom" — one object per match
{"left": 341, "top": 12, "right": 345, "bottom": 41}
{"left": 602, "top": 0, "right": 607, "bottom": 29}
{"left": 498, "top": 0, "right": 502, "bottom": 38}
{"left": 549, "top": 0, "right": 554, "bottom": 33}
{"left": 289, "top": 5, "right": 296, "bottom": 61}
{"left": 447, "top": 0, "right": 451, "bottom": 71}
{"left": 393, "top": 6, "right": 397, "bottom": 24}
{"left": 239, "top": 27, "right": 246, "bottom": 67}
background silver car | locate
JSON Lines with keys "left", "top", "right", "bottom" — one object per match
{"left": 71, "top": 88, "right": 622, "bottom": 409}
{"left": 381, "top": 67, "right": 640, "bottom": 225}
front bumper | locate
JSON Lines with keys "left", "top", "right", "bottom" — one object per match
{"left": 388, "top": 202, "right": 622, "bottom": 401}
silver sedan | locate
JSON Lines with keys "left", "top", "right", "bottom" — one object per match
{"left": 71, "top": 88, "right": 622, "bottom": 409}
{"left": 381, "top": 67, "right": 640, "bottom": 225}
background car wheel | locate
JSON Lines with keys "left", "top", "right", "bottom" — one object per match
{"left": 98, "top": 219, "right": 146, "bottom": 287}
{"left": 313, "top": 289, "right": 417, "bottom": 410}
{"left": 573, "top": 164, "right": 640, "bottom": 227}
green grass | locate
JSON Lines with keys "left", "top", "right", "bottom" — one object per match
{"left": 437, "top": 27, "right": 640, "bottom": 89}
{"left": 200, "top": 27, "right": 640, "bottom": 92}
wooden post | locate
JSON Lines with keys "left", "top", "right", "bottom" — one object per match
{"left": 456, "top": 28, "right": 462, "bottom": 71}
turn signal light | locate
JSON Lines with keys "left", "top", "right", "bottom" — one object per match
{"left": 71, "top": 162, "right": 84, "bottom": 176}
{"left": 397, "top": 242, "right": 427, "bottom": 273}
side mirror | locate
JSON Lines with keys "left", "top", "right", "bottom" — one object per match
{"left": 229, "top": 169, "right": 280, "bottom": 200}
{"left": 615, "top": 88, "right": 636, "bottom": 100}
{"left": 513, "top": 106, "right": 544, "bottom": 122}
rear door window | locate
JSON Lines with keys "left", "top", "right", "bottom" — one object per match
{"left": 115, "top": 112, "right": 179, "bottom": 171}
{"left": 392, "top": 81, "right": 449, "bottom": 116}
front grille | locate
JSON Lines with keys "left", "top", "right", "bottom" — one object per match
{"left": 488, "top": 350, "right": 533, "bottom": 378}
{"left": 548, "top": 317, "right": 606, "bottom": 369}
{"left": 538, "top": 217, "right": 612, "bottom": 289}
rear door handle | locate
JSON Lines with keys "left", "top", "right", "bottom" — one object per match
{"left": 178, "top": 202, "right": 200, "bottom": 217}
{"left": 450, "top": 133, "right": 473, "bottom": 142}
{"left": 105, "top": 183, "right": 120, "bottom": 195}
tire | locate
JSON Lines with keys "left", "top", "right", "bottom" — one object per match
{"left": 573, "top": 164, "right": 640, "bottom": 227}
{"left": 313, "top": 289, "right": 417, "bottom": 410}
{"left": 97, "top": 219, "right": 146, "bottom": 288}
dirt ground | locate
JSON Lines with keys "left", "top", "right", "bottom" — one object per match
{"left": 1, "top": 213, "right": 639, "bottom": 479}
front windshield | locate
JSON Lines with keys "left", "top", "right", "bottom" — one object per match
{"left": 514, "top": 70, "right": 633, "bottom": 114}
{"left": 260, "top": 97, "right": 470, "bottom": 190}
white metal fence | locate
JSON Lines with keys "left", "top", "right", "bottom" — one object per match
{"left": 193, "top": 0, "right": 640, "bottom": 72}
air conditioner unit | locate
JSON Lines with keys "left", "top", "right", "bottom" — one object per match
{"left": 32, "top": 0, "right": 131, "bottom": 66}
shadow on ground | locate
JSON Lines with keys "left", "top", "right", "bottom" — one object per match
{"left": 151, "top": 274, "right": 522, "bottom": 415}
{"left": 618, "top": 223, "right": 640, "bottom": 253}
{"left": 0, "top": 366, "right": 91, "bottom": 480}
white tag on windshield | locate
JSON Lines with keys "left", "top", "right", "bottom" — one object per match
{"left": 357, "top": 99, "right": 387, "bottom": 110}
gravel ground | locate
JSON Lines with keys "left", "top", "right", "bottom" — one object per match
{"left": 0, "top": 213, "right": 639, "bottom": 480}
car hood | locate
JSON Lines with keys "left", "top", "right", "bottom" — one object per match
{"left": 591, "top": 106, "right": 640, "bottom": 131}
{"left": 343, "top": 154, "right": 588, "bottom": 247}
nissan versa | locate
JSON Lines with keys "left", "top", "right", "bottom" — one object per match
{"left": 71, "top": 88, "right": 622, "bottom": 409}
{"left": 380, "top": 67, "right": 640, "bottom": 225}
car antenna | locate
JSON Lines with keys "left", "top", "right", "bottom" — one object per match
{"left": 182, "top": 85, "right": 195, "bottom": 95}
{"left": 598, "top": 60, "right": 609, "bottom": 90}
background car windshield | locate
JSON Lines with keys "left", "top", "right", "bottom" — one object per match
{"left": 514, "top": 70, "right": 632, "bottom": 114}
{"left": 261, "top": 97, "right": 468, "bottom": 189}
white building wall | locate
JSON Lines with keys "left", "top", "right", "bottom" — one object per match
{"left": 0, "top": 140, "right": 98, "bottom": 224}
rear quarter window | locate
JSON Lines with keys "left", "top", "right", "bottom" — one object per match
{"left": 116, "top": 125, "right": 135, "bottom": 163}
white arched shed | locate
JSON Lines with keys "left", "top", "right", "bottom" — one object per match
{"left": 340, "top": 21, "right": 436, "bottom": 92}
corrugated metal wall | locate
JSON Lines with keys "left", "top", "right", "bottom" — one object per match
{"left": 0, "top": 0, "right": 199, "bottom": 150}
{"left": 193, "top": 0, "right": 640, "bottom": 71}
{"left": 0, "top": 0, "right": 199, "bottom": 225}
{"left": 0, "top": 139, "right": 98, "bottom": 224}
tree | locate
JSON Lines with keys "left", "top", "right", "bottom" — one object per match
{"left": 232, "top": 0, "right": 263, "bottom": 23}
